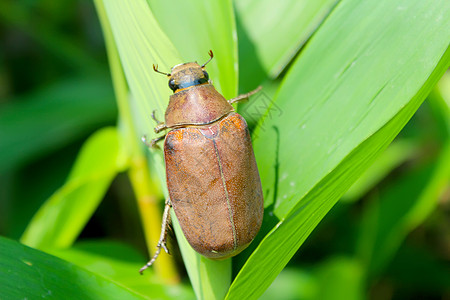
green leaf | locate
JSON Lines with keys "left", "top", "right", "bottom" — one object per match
{"left": 148, "top": 0, "right": 238, "bottom": 99}
{"left": 0, "top": 77, "right": 116, "bottom": 173}
{"left": 0, "top": 236, "right": 144, "bottom": 299}
{"left": 227, "top": 0, "right": 450, "bottom": 298}
{"left": 21, "top": 127, "right": 126, "bottom": 249}
{"left": 48, "top": 240, "right": 195, "bottom": 299}
{"left": 256, "top": 1, "right": 450, "bottom": 217}
{"left": 235, "top": 0, "right": 338, "bottom": 91}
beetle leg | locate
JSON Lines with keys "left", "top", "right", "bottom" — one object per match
{"left": 158, "top": 198, "right": 172, "bottom": 255}
{"left": 141, "top": 135, "right": 165, "bottom": 149}
{"left": 151, "top": 135, "right": 166, "bottom": 148}
{"left": 154, "top": 123, "right": 168, "bottom": 134}
{"left": 151, "top": 110, "right": 168, "bottom": 133}
{"left": 228, "top": 86, "right": 262, "bottom": 104}
{"left": 139, "top": 199, "right": 172, "bottom": 275}
{"left": 151, "top": 110, "right": 163, "bottom": 124}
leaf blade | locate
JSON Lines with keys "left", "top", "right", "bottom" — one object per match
{"left": 227, "top": 0, "right": 450, "bottom": 297}
{"left": 0, "top": 236, "right": 145, "bottom": 299}
{"left": 21, "top": 127, "right": 125, "bottom": 249}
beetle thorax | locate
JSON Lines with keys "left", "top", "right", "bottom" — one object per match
{"left": 164, "top": 84, "right": 234, "bottom": 127}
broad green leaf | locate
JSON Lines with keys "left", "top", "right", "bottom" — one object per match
{"left": 0, "top": 236, "right": 144, "bottom": 299}
{"left": 21, "top": 127, "right": 126, "bottom": 249}
{"left": 357, "top": 141, "right": 450, "bottom": 276}
{"left": 148, "top": 0, "right": 237, "bottom": 99}
{"left": 0, "top": 77, "right": 116, "bottom": 173}
{"left": 235, "top": 0, "right": 338, "bottom": 91}
{"left": 255, "top": 0, "right": 450, "bottom": 217}
{"left": 227, "top": 0, "right": 450, "bottom": 298}
{"left": 100, "top": 1, "right": 232, "bottom": 298}
{"left": 49, "top": 240, "right": 195, "bottom": 299}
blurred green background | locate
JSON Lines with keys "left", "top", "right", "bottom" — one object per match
{"left": 0, "top": 1, "right": 128, "bottom": 242}
{"left": 1, "top": 0, "right": 449, "bottom": 299}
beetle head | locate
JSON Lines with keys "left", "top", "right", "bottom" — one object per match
{"left": 153, "top": 50, "right": 214, "bottom": 93}
{"left": 167, "top": 62, "right": 209, "bottom": 93}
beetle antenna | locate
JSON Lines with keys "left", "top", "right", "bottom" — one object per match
{"left": 153, "top": 64, "right": 171, "bottom": 76}
{"left": 201, "top": 50, "right": 214, "bottom": 68}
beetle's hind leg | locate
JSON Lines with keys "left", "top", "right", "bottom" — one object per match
{"left": 228, "top": 86, "right": 262, "bottom": 104}
{"left": 139, "top": 198, "right": 172, "bottom": 275}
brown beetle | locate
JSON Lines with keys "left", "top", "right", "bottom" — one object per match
{"left": 140, "top": 51, "right": 263, "bottom": 274}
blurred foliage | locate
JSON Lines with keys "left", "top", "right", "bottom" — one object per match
{"left": 0, "top": 0, "right": 449, "bottom": 299}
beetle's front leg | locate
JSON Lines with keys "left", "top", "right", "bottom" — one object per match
{"left": 139, "top": 198, "right": 172, "bottom": 275}
{"left": 154, "top": 124, "right": 167, "bottom": 134}
{"left": 142, "top": 110, "right": 167, "bottom": 148}
{"left": 228, "top": 86, "right": 262, "bottom": 104}
{"left": 152, "top": 110, "right": 168, "bottom": 133}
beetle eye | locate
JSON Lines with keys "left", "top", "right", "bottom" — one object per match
{"left": 202, "top": 70, "right": 209, "bottom": 81}
{"left": 168, "top": 79, "right": 177, "bottom": 91}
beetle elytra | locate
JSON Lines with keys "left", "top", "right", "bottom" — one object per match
{"left": 140, "top": 51, "right": 263, "bottom": 274}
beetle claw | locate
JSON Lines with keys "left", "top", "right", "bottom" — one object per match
{"left": 139, "top": 246, "right": 161, "bottom": 275}
{"left": 142, "top": 134, "right": 165, "bottom": 149}
{"left": 141, "top": 135, "right": 151, "bottom": 147}
{"left": 161, "top": 242, "right": 169, "bottom": 254}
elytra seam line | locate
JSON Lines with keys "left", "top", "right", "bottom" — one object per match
{"left": 212, "top": 140, "right": 237, "bottom": 250}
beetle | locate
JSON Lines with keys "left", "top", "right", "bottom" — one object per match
{"left": 140, "top": 51, "right": 263, "bottom": 274}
